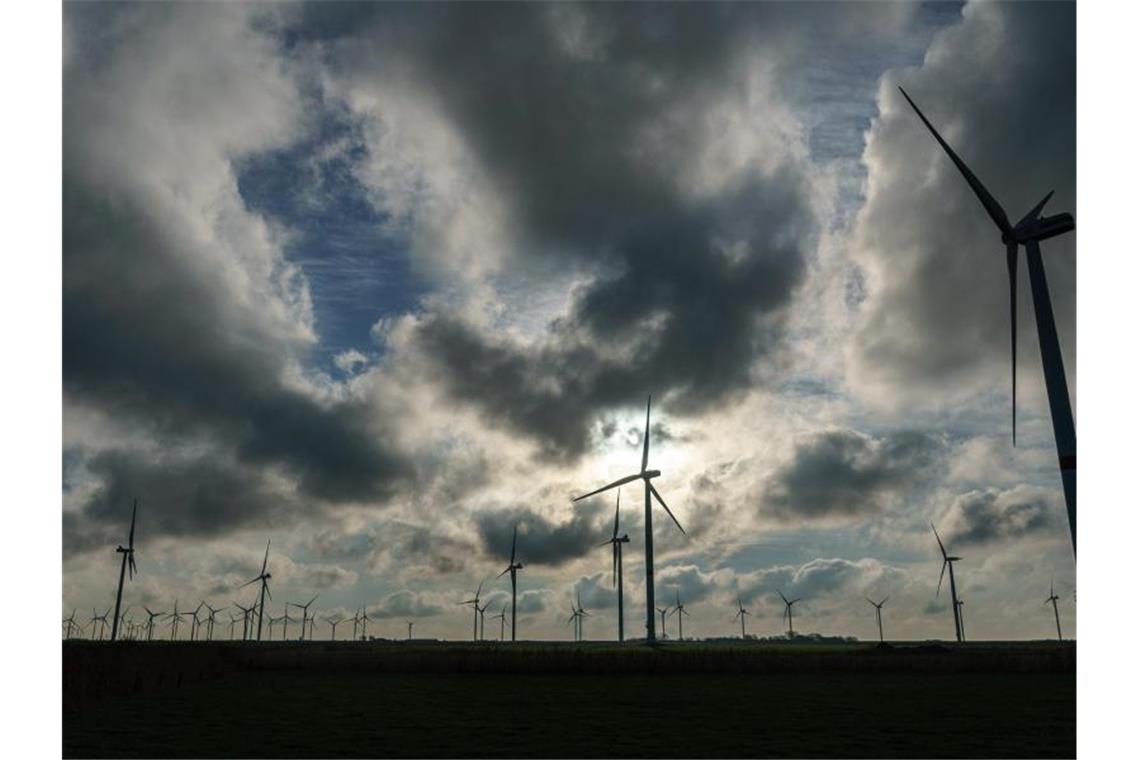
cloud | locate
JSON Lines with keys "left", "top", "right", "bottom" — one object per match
{"left": 848, "top": 0, "right": 1075, "bottom": 408}
{"left": 761, "top": 429, "right": 945, "bottom": 520}
{"left": 473, "top": 501, "right": 609, "bottom": 567}
{"left": 939, "top": 485, "right": 1060, "bottom": 546}
{"left": 367, "top": 590, "right": 448, "bottom": 619}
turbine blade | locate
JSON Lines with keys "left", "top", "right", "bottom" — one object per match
{"left": 572, "top": 473, "right": 642, "bottom": 502}
{"left": 613, "top": 490, "right": 621, "bottom": 539}
{"left": 931, "top": 523, "right": 948, "bottom": 558}
{"left": 497, "top": 566, "right": 510, "bottom": 579}
{"left": 1007, "top": 241, "right": 1018, "bottom": 445}
{"left": 510, "top": 525, "right": 517, "bottom": 565}
{"left": 648, "top": 483, "right": 685, "bottom": 535}
{"left": 612, "top": 543, "right": 618, "bottom": 586}
{"left": 128, "top": 498, "right": 138, "bottom": 549}
{"left": 1016, "top": 190, "right": 1055, "bottom": 230}
{"left": 260, "top": 539, "right": 271, "bottom": 576}
{"left": 897, "top": 86, "right": 1011, "bottom": 235}
{"left": 881, "top": 596, "right": 889, "bottom": 607}
{"left": 240, "top": 576, "right": 260, "bottom": 588}
{"left": 641, "top": 395, "right": 652, "bottom": 473}
{"left": 937, "top": 560, "right": 947, "bottom": 597}
{"left": 778, "top": 590, "right": 789, "bottom": 605}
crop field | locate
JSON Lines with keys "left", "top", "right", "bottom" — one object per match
{"left": 63, "top": 641, "right": 1075, "bottom": 758}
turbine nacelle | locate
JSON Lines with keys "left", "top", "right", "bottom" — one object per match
{"left": 642, "top": 469, "right": 662, "bottom": 480}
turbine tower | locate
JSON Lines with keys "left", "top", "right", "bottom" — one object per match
{"left": 240, "top": 540, "right": 272, "bottom": 641}
{"left": 110, "top": 499, "right": 139, "bottom": 641}
{"left": 496, "top": 525, "right": 524, "bottom": 642}
{"left": 899, "top": 88, "right": 1076, "bottom": 555}
{"left": 733, "top": 597, "right": 751, "bottom": 639}
{"left": 573, "top": 395, "right": 685, "bottom": 641}
{"left": 1045, "top": 579, "right": 1063, "bottom": 642}
{"left": 778, "top": 591, "right": 801, "bottom": 638}
{"left": 865, "top": 596, "right": 889, "bottom": 643}
{"left": 599, "top": 490, "right": 631, "bottom": 641}
{"left": 406, "top": 620, "right": 414, "bottom": 640}
{"left": 932, "top": 523, "right": 964, "bottom": 642}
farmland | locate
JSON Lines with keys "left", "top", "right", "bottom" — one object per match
{"left": 63, "top": 640, "right": 1074, "bottom": 758}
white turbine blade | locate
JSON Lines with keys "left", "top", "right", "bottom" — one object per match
{"left": 648, "top": 483, "right": 685, "bottom": 535}
{"left": 573, "top": 473, "right": 642, "bottom": 502}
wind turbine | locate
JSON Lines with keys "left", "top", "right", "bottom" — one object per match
{"left": 268, "top": 614, "right": 283, "bottom": 640}
{"left": 496, "top": 525, "right": 524, "bottom": 642}
{"left": 289, "top": 596, "right": 318, "bottom": 641}
{"left": 670, "top": 591, "right": 690, "bottom": 641}
{"left": 350, "top": 609, "right": 361, "bottom": 641}
{"left": 656, "top": 606, "right": 670, "bottom": 639}
{"left": 143, "top": 607, "right": 163, "bottom": 642}
{"left": 406, "top": 621, "right": 414, "bottom": 640}
{"left": 91, "top": 608, "right": 110, "bottom": 640}
{"left": 187, "top": 602, "right": 204, "bottom": 641}
{"left": 477, "top": 600, "right": 491, "bottom": 641}
{"left": 575, "top": 592, "right": 590, "bottom": 641}
{"left": 204, "top": 604, "right": 225, "bottom": 641}
{"left": 228, "top": 613, "right": 240, "bottom": 640}
{"left": 233, "top": 601, "right": 256, "bottom": 641}
{"left": 460, "top": 582, "right": 484, "bottom": 642}
{"left": 778, "top": 591, "right": 801, "bottom": 638}
{"left": 567, "top": 604, "right": 581, "bottom": 642}
{"left": 865, "top": 596, "right": 889, "bottom": 643}
{"left": 240, "top": 540, "right": 272, "bottom": 641}
{"left": 360, "top": 606, "right": 373, "bottom": 640}
{"left": 733, "top": 597, "right": 751, "bottom": 639}
{"left": 932, "top": 523, "right": 964, "bottom": 642}
{"left": 494, "top": 604, "right": 508, "bottom": 641}
{"left": 63, "top": 610, "right": 79, "bottom": 639}
{"left": 957, "top": 599, "right": 967, "bottom": 641}
{"left": 599, "top": 490, "right": 631, "bottom": 641}
{"left": 573, "top": 395, "right": 685, "bottom": 641}
{"left": 282, "top": 607, "right": 297, "bottom": 641}
{"left": 167, "top": 600, "right": 191, "bottom": 641}
{"left": 899, "top": 87, "right": 1076, "bottom": 555}
{"left": 1045, "top": 578, "right": 1064, "bottom": 641}
{"left": 110, "top": 499, "right": 138, "bottom": 641}
{"left": 326, "top": 616, "right": 344, "bottom": 641}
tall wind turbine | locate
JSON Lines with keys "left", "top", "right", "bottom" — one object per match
{"left": 670, "top": 591, "right": 690, "bottom": 641}
{"left": 573, "top": 395, "right": 685, "bottom": 641}
{"left": 778, "top": 591, "right": 801, "bottom": 638}
{"left": 932, "top": 523, "right": 963, "bottom": 642}
{"left": 240, "top": 540, "right": 272, "bottom": 641}
{"left": 1045, "top": 578, "right": 1064, "bottom": 642}
{"left": 460, "top": 582, "right": 484, "bottom": 642}
{"left": 865, "top": 596, "right": 889, "bottom": 643}
{"left": 733, "top": 597, "right": 751, "bottom": 639}
{"left": 496, "top": 526, "right": 524, "bottom": 642}
{"left": 899, "top": 87, "right": 1076, "bottom": 555}
{"left": 567, "top": 604, "right": 582, "bottom": 642}
{"left": 110, "top": 499, "right": 139, "bottom": 641}
{"left": 599, "top": 490, "right": 631, "bottom": 641}
{"left": 656, "top": 606, "right": 670, "bottom": 639}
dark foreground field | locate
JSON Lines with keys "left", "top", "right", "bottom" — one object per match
{"left": 64, "top": 640, "right": 1074, "bottom": 758}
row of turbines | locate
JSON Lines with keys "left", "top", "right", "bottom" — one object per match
{"left": 67, "top": 89, "right": 1075, "bottom": 647}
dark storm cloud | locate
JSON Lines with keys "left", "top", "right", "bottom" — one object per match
{"left": 327, "top": 2, "right": 823, "bottom": 457}
{"left": 473, "top": 501, "right": 608, "bottom": 567}
{"left": 368, "top": 590, "right": 446, "bottom": 620}
{"left": 62, "top": 2, "right": 412, "bottom": 553}
{"left": 763, "top": 429, "right": 945, "bottom": 519}
{"left": 63, "top": 448, "right": 294, "bottom": 556}
{"left": 941, "top": 487, "right": 1057, "bottom": 546}
{"left": 851, "top": 1, "right": 1075, "bottom": 400}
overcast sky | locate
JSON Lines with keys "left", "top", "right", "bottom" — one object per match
{"left": 62, "top": 1, "right": 1075, "bottom": 642}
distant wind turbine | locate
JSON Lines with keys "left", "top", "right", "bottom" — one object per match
{"left": 460, "top": 582, "right": 484, "bottom": 642}
{"left": 656, "top": 606, "right": 670, "bottom": 639}
{"left": 865, "top": 596, "right": 889, "bottom": 643}
{"left": 573, "top": 395, "right": 685, "bottom": 641}
{"left": 733, "top": 597, "right": 751, "bottom": 639}
{"left": 204, "top": 604, "right": 225, "bottom": 641}
{"left": 110, "top": 499, "right": 139, "bottom": 642}
{"left": 406, "top": 620, "right": 414, "bottom": 640}
{"left": 143, "top": 607, "right": 163, "bottom": 642}
{"left": 91, "top": 608, "right": 110, "bottom": 640}
{"left": 63, "top": 610, "right": 79, "bottom": 640}
{"left": 326, "top": 616, "right": 344, "bottom": 641}
{"left": 496, "top": 525, "right": 524, "bottom": 642}
{"left": 494, "top": 604, "right": 508, "bottom": 641}
{"left": 669, "top": 591, "right": 690, "bottom": 641}
{"left": 599, "top": 490, "right": 631, "bottom": 641}
{"left": 358, "top": 606, "right": 373, "bottom": 640}
{"left": 778, "top": 591, "right": 801, "bottom": 638}
{"left": 239, "top": 540, "right": 272, "bottom": 641}
{"left": 1045, "top": 578, "right": 1063, "bottom": 642}
{"left": 899, "top": 87, "right": 1076, "bottom": 555}
{"left": 289, "top": 596, "right": 318, "bottom": 641}
{"left": 932, "top": 523, "right": 963, "bottom": 642}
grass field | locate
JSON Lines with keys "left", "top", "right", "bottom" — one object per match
{"left": 63, "top": 641, "right": 1075, "bottom": 758}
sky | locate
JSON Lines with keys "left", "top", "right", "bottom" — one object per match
{"left": 62, "top": 0, "right": 1076, "bottom": 642}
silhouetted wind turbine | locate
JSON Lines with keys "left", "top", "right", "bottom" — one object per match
{"left": 1045, "top": 578, "right": 1063, "bottom": 641}
{"left": 656, "top": 606, "right": 670, "bottom": 639}
{"left": 289, "top": 595, "right": 318, "bottom": 641}
{"left": 865, "top": 596, "right": 889, "bottom": 643}
{"left": 599, "top": 490, "right": 631, "bottom": 641}
{"left": 477, "top": 600, "right": 491, "bottom": 640}
{"left": 228, "top": 613, "right": 240, "bottom": 640}
{"left": 778, "top": 591, "right": 801, "bottom": 638}
{"left": 359, "top": 606, "right": 373, "bottom": 640}
{"left": 567, "top": 604, "right": 581, "bottom": 642}
{"left": 670, "top": 591, "right": 690, "bottom": 641}
{"left": 899, "top": 87, "right": 1076, "bottom": 555}
{"left": 326, "top": 616, "right": 344, "bottom": 641}
{"left": 187, "top": 602, "right": 204, "bottom": 641}
{"left": 268, "top": 613, "right": 283, "bottom": 640}
{"left": 91, "top": 608, "right": 110, "bottom": 640}
{"left": 110, "top": 499, "right": 139, "bottom": 641}
{"left": 496, "top": 525, "right": 524, "bottom": 642}
{"left": 64, "top": 610, "right": 79, "bottom": 639}
{"left": 167, "top": 600, "right": 191, "bottom": 641}
{"left": 282, "top": 607, "right": 297, "bottom": 641}
{"left": 573, "top": 395, "right": 685, "bottom": 641}
{"left": 204, "top": 604, "right": 224, "bottom": 641}
{"left": 406, "top": 621, "right": 414, "bottom": 640}
{"left": 461, "top": 582, "right": 484, "bottom": 642}
{"left": 142, "top": 607, "right": 162, "bottom": 641}
{"left": 240, "top": 540, "right": 272, "bottom": 641}
{"left": 233, "top": 601, "right": 255, "bottom": 641}
{"left": 494, "top": 604, "right": 508, "bottom": 641}
{"left": 576, "top": 592, "right": 590, "bottom": 641}
{"left": 733, "top": 597, "right": 751, "bottom": 639}
{"left": 932, "top": 523, "right": 963, "bottom": 642}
